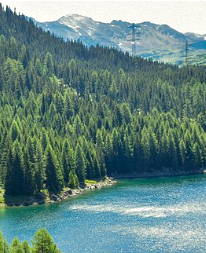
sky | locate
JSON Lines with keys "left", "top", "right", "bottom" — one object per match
{"left": 2, "top": 0, "right": 206, "bottom": 34}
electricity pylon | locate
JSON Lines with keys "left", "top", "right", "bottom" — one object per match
{"left": 185, "top": 39, "right": 189, "bottom": 66}
{"left": 128, "top": 23, "right": 140, "bottom": 55}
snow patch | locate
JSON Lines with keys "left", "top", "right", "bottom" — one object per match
{"left": 59, "top": 20, "right": 80, "bottom": 32}
{"left": 65, "top": 14, "right": 87, "bottom": 21}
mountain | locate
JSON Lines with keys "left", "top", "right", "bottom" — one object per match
{"left": 36, "top": 14, "right": 206, "bottom": 65}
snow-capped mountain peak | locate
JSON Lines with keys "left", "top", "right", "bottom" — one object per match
{"left": 35, "top": 14, "right": 206, "bottom": 64}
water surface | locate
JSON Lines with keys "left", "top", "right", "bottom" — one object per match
{"left": 1, "top": 175, "right": 206, "bottom": 252}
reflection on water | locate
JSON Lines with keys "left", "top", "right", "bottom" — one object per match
{"left": 0, "top": 174, "right": 206, "bottom": 253}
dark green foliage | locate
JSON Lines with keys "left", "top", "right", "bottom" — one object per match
{"left": 68, "top": 170, "right": 79, "bottom": 189}
{"left": 75, "top": 144, "right": 86, "bottom": 186}
{"left": 45, "top": 145, "right": 64, "bottom": 194}
{"left": 5, "top": 145, "right": 24, "bottom": 196}
{"left": 0, "top": 229, "right": 61, "bottom": 253}
{"left": 0, "top": 6, "right": 206, "bottom": 197}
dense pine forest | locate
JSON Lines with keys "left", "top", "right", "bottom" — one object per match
{"left": 0, "top": 229, "right": 61, "bottom": 252}
{"left": 1, "top": 5, "right": 206, "bottom": 198}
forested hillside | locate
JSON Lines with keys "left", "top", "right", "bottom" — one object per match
{"left": 1, "top": 5, "right": 206, "bottom": 198}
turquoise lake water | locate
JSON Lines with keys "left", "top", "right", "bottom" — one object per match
{"left": 1, "top": 175, "right": 206, "bottom": 252}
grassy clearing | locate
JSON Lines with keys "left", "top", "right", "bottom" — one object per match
{"left": 85, "top": 179, "right": 98, "bottom": 185}
{"left": 0, "top": 188, "right": 5, "bottom": 206}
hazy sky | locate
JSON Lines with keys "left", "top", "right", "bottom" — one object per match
{"left": 2, "top": 0, "right": 206, "bottom": 34}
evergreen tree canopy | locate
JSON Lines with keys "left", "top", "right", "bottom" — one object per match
{"left": 0, "top": 229, "right": 61, "bottom": 253}
{"left": 0, "top": 6, "right": 206, "bottom": 196}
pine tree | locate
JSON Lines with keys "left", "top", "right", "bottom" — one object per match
{"left": 0, "top": 233, "right": 9, "bottom": 253}
{"left": 34, "top": 140, "right": 45, "bottom": 192}
{"left": 32, "top": 229, "right": 60, "bottom": 253}
{"left": 68, "top": 170, "right": 79, "bottom": 189}
{"left": 11, "top": 238, "right": 24, "bottom": 253}
{"left": 75, "top": 144, "right": 86, "bottom": 186}
{"left": 9, "top": 121, "right": 20, "bottom": 141}
{"left": 61, "top": 140, "right": 76, "bottom": 184}
{"left": 5, "top": 144, "right": 24, "bottom": 196}
{"left": 21, "top": 241, "right": 31, "bottom": 253}
{"left": 45, "top": 145, "right": 64, "bottom": 194}
{"left": 23, "top": 151, "right": 35, "bottom": 195}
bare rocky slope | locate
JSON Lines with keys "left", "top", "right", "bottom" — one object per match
{"left": 35, "top": 14, "right": 206, "bottom": 65}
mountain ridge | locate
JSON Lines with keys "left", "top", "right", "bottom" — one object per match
{"left": 35, "top": 14, "right": 206, "bottom": 65}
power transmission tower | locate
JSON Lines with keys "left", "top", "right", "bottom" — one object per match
{"left": 128, "top": 23, "right": 140, "bottom": 55}
{"left": 185, "top": 39, "right": 189, "bottom": 66}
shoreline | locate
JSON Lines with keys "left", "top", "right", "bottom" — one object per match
{"left": 112, "top": 169, "right": 206, "bottom": 179}
{"left": 1, "top": 177, "right": 117, "bottom": 208}
{"left": 47, "top": 177, "right": 117, "bottom": 205}
{"left": 1, "top": 170, "right": 206, "bottom": 208}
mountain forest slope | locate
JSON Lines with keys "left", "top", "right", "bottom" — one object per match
{"left": 35, "top": 14, "right": 206, "bottom": 65}
{"left": 1, "top": 6, "right": 206, "bottom": 198}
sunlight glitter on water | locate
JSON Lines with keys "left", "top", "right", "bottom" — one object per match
{"left": 69, "top": 201, "right": 206, "bottom": 218}
{"left": 1, "top": 176, "right": 206, "bottom": 253}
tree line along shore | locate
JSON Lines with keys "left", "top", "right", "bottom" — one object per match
{"left": 0, "top": 178, "right": 116, "bottom": 207}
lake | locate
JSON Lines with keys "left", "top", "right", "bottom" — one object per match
{"left": 1, "top": 175, "right": 206, "bottom": 253}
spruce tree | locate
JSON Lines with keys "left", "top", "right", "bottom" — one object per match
{"left": 45, "top": 145, "right": 64, "bottom": 194}
{"left": 0, "top": 233, "right": 9, "bottom": 253}
{"left": 75, "top": 144, "right": 86, "bottom": 186}
{"left": 32, "top": 229, "right": 60, "bottom": 253}
{"left": 5, "top": 144, "right": 24, "bottom": 196}
{"left": 68, "top": 170, "right": 79, "bottom": 189}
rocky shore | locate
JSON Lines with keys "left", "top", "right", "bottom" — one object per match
{"left": 4, "top": 177, "right": 117, "bottom": 207}
{"left": 3, "top": 170, "right": 206, "bottom": 207}
{"left": 47, "top": 177, "right": 117, "bottom": 204}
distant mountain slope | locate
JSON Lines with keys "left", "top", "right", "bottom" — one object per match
{"left": 36, "top": 14, "right": 206, "bottom": 65}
